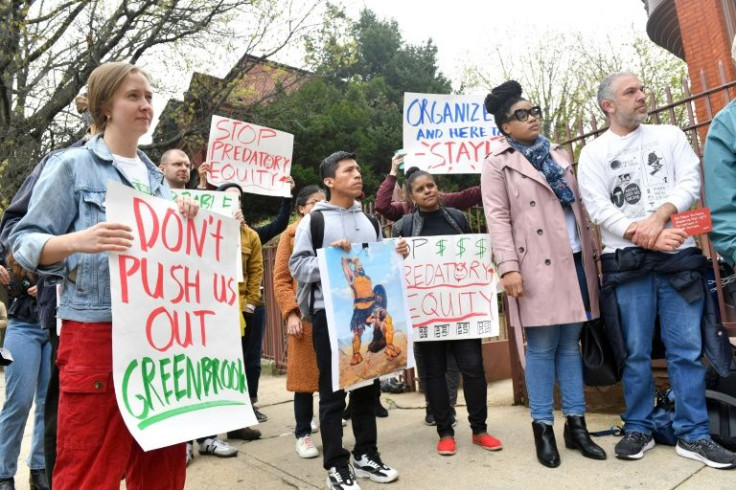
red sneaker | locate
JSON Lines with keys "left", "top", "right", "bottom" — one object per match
{"left": 472, "top": 433, "right": 503, "bottom": 451}
{"left": 437, "top": 436, "right": 457, "bottom": 456}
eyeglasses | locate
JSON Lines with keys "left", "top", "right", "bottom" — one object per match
{"left": 304, "top": 200, "right": 320, "bottom": 206}
{"left": 508, "top": 106, "right": 542, "bottom": 122}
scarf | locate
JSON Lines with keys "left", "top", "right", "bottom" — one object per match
{"left": 507, "top": 136, "right": 575, "bottom": 206}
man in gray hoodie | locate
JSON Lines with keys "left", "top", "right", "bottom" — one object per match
{"left": 290, "top": 151, "right": 408, "bottom": 490}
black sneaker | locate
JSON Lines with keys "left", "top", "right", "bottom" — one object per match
{"left": 676, "top": 438, "right": 736, "bottom": 469}
{"left": 326, "top": 466, "right": 360, "bottom": 490}
{"left": 615, "top": 432, "right": 655, "bottom": 460}
{"left": 353, "top": 451, "right": 399, "bottom": 483}
{"left": 253, "top": 407, "right": 268, "bottom": 422}
{"left": 424, "top": 412, "right": 436, "bottom": 426}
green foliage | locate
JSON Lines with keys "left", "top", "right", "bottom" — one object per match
{"left": 262, "top": 7, "right": 452, "bottom": 202}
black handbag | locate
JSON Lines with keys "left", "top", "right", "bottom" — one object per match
{"left": 581, "top": 317, "right": 620, "bottom": 387}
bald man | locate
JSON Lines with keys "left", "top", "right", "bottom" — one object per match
{"left": 159, "top": 149, "right": 191, "bottom": 189}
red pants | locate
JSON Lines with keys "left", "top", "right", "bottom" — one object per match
{"left": 54, "top": 321, "right": 186, "bottom": 490}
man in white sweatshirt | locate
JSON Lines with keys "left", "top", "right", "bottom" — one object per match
{"left": 289, "top": 151, "right": 408, "bottom": 490}
{"left": 578, "top": 72, "right": 736, "bottom": 469}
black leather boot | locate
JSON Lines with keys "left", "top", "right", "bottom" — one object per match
{"left": 564, "top": 415, "right": 607, "bottom": 460}
{"left": 532, "top": 421, "right": 561, "bottom": 468}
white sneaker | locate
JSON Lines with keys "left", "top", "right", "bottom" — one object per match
{"left": 198, "top": 437, "right": 238, "bottom": 457}
{"left": 353, "top": 452, "right": 398, "bottom": 483}
{"left": 295, "top": 435, "right": 319, "bottom": 458}
{"left": 311, "top": 418, "right": 319, "bottom": 433}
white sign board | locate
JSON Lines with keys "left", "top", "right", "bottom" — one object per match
{"left": 403, "top": 93, "right": 502, "bottom": 174}
{"left": 403, "top": 234, "right": 500, "bottom": 341}
{"left": 206, "top": 115, "right": 293, "bottom": 197}
{"left": 106, "top": 182, "right": 255, "bottom": 451}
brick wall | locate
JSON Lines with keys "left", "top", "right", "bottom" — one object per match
{"left": 675, "top": 0, "right": 736, "bottom": 126}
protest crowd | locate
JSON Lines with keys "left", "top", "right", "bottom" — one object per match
{"left": 2, "top": 35, "right": 736, "bottom": 490}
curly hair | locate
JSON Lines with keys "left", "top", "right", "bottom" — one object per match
{"left": 484, "top": 80, "right": 525, "bottom": 136}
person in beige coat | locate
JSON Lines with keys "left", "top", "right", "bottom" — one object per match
{"left": 273, "top": 185, "right": 326, "bottom": 459}
{"left": 481, "top": 80, "right": 606, "bottom": 468}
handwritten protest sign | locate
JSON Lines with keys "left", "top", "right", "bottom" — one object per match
{"left": 170, "top": 189, "right": 238, "bottom": 217}
{"left": 319, "top": 241, "right": 414, "bottom": 392}
{"left": 404, "top": 234, "right": 499, "bottom": 341}
{"left": 106, "top": 182, "right": 255, "bottom": 451}
{"left": 206, "top": 115, "right": 293, "bottom": 197}
{"left": 169, "top": 189, "right": 243, "bottom": 284}
{"left": 403, "top": 93, "right": 502, "bottom": 174}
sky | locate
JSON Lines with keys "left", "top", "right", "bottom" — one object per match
{"left": 340, "top": 0, "right": 650, "bottom": 90}
{"left": 144, "top": 0, "right": 652, "bottom": 141}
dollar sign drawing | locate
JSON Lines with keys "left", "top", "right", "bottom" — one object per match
{"left": 436, "top": 239, "right": 447, "bottom": 256}
{"left": 456, "top": 238, "right": 467, "bottom": 258}
{"left": 475, "top": 239, "right": 487, "bottom": 257}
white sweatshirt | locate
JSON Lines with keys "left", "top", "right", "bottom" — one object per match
{"left": 578, "top": 124, "right": 700, "bottom": 253}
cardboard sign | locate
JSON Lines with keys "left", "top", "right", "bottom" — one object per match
{"left": 106, "top": 182, "right": 255, "bottom": 451}
{"left": 403, "top": 93, "right": 503, "bottom": 174}
{"left": 403, "top": 234, "right": 500, "bottom": 341}
{"left": 318, "top": 241, "right": 414, "bottom": 392}
{"left": 206, "top": 116, "right": 293, "bottom": 197}
{"left": 671, "top": 208, "right": 712, "bottom": 236}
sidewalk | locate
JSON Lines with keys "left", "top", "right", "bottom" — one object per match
{"left": 182, "top": 373, "right": 734, "bottom": 490}
{"left": 4, "top": 371, "right": 735, "bottom": 489}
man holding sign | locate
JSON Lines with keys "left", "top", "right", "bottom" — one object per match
{"left": 579, "top": 72, "right": 736, "bottom": 468}
{"left": 290, "top": 151, "right": 408, "bottom": 490}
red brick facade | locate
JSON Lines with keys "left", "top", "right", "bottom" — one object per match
{"left": 675, "top": 0, "right": 736, "bottom": 117}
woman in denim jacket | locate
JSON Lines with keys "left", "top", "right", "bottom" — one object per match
{"left": 9, "top": 62, "right": 197, "bottom": 490}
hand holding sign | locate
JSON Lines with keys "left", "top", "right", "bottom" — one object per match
{"left": 75, "top": 222, "right": 134, "bottom": 253}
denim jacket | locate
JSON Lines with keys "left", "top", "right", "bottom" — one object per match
{"left": 9, "top": 134, "right": 170, "bottom": 323}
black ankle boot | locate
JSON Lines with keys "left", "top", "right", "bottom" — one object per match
{"left": 563, "top": 415, "right": 607, "bottom": 460}
{"left": 532, "top": 421, "right": 561, "bottom": 468}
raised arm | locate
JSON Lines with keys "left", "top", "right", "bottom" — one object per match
{"left": 341, "top": 257, "right": 355, "bottom": 284}
{"left": 441, "top": 185, "right": 482, "bottom": 211}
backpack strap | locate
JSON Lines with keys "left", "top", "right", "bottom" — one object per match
{"left": 310, "top": 209, "right": 325, "bottom": 252}
{"left": 364, "top": 211, "right": 381, "bottom": 239}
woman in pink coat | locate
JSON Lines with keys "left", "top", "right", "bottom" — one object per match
{"left": 481, "top": 81, "right": 606, "bottom": 468}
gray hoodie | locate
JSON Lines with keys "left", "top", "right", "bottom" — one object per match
{"left": 289, "top": 200, "right": 382, "bottom": 317}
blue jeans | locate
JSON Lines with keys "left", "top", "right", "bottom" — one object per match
{"left": 615, "top": 272, "right": 710, "bottom": 441}
{"left": 525, "top": 323, "right": 585, "bottom": 423}
{"left": 0, "top": 318, "right": 51, "bottom": 478}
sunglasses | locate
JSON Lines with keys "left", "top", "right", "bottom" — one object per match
{"left": 508, "top": 106, "right": 542, "bottom": 122}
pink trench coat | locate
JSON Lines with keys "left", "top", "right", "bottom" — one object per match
{"left": 481, "top": 139, "right": 600, "bottom": 329}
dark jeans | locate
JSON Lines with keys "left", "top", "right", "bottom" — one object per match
{"left": 419, "top": 338, "right": 487, "bottom": 438}
{"left": 413, "top": 342, "right": 460, "bottom": 409}
{"left": 313, "top": 310, "right": 377, "bottom": 470}
{"left": 44, "top": 328, "right": 59, "bottom": 489}
{"left": 294, "top": 392, "right": 314, "bottom": 438}
{"left": 242, "top": 305, "right": 266, "bottom": 402}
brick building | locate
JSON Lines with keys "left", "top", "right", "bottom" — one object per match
{"left": 152, "top": 54, "right": 309, "bottom": 172}
{"left": 643, "top": 0, "right": 736, "bottom": 117}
